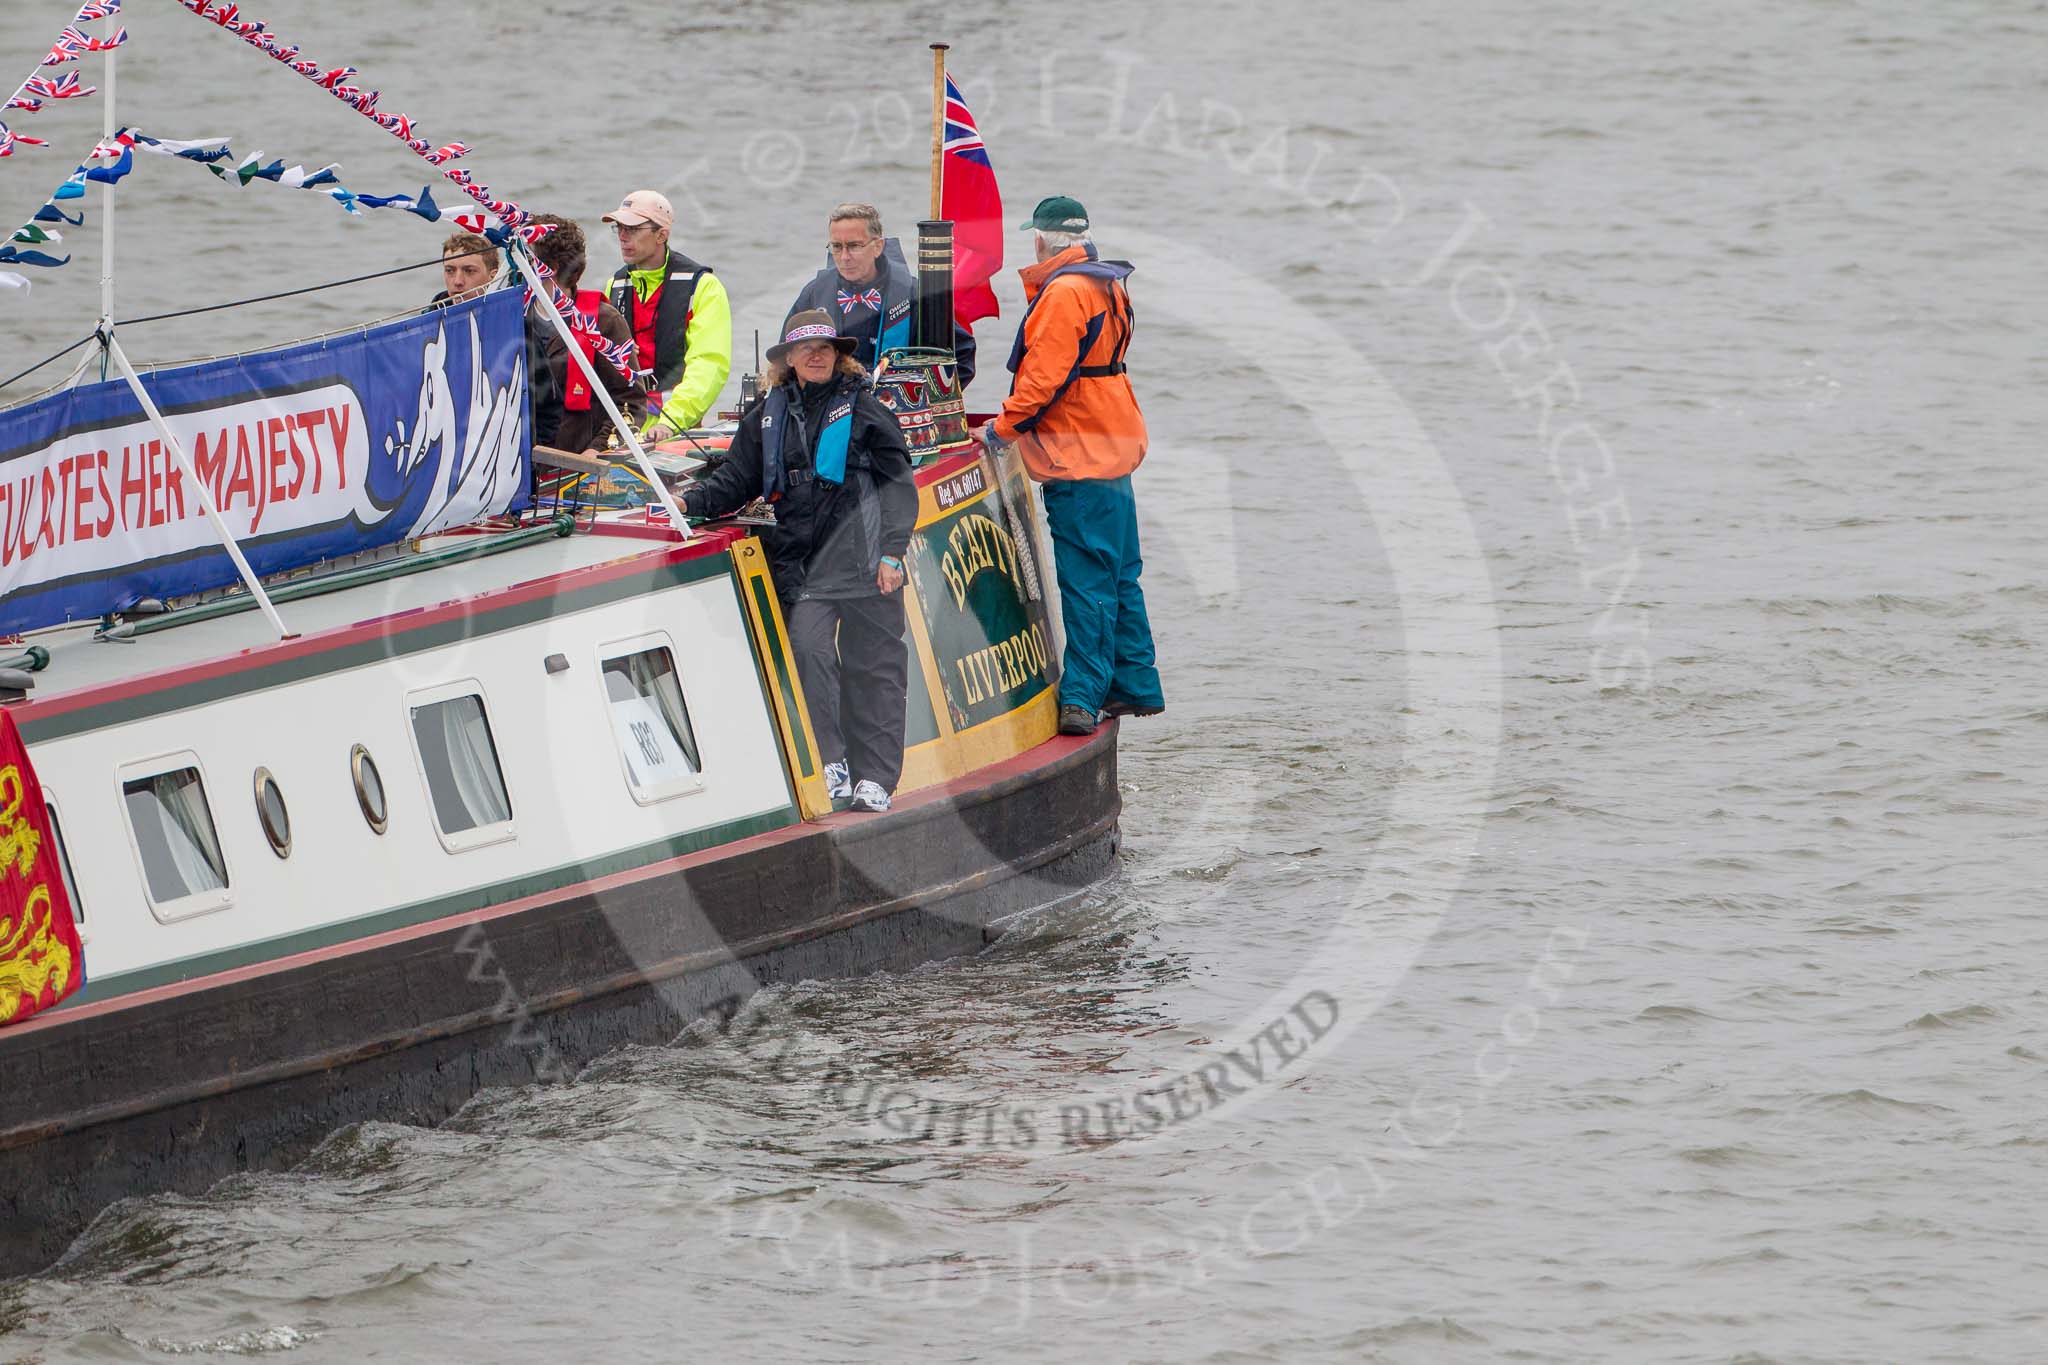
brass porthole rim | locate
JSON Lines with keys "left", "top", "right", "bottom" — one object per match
{"left": 350, "top": 743, "right": 389, "bottom": 836}
{"left": 253, "top": 766, "right": 291, "bottom": 860}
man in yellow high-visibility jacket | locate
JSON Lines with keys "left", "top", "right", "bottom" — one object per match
{"left": 601, "top": 189, "right": 733, "bottom": 440}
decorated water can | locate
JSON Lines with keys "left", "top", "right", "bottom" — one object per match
{"left": 872, "top": 347, "right": 974, "bottom": 464}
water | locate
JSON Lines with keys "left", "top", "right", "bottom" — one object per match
{"left": 5, "top": 2, "right": 2047, "bottom": 1360}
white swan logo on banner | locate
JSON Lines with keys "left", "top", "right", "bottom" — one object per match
{"left": 383, "top": 312, "right": 528, "bottom": 536}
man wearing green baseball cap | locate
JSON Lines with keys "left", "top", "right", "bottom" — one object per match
{"left": 1017, "top": 195, "right": 1092, "bottom": 233}
{"left": 980, "top": 195, "right": 1163, "bottom": 738}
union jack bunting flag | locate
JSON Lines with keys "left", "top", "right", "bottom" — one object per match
{"left": 424, "top": 142, "right": 470, "bottom": 166}
{"left": 836, "top": 288, "right": 883, "bottom": 315}
{"left": 73, "top": 0, "right": 122, "bottom": 20}
{"left": 23, "top": 73, "right": 94, "bottom": 101}
{"left": 0, "top": 124, "right": 50, "bottom": 157}
{"left": 55, "top": 26, "right": 126, "bottom": 56}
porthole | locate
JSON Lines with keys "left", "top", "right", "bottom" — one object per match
{"left": 351, "top": 744, "right": 388, "bottom": 835}
{"left": 253, "top": 768, "right": 291, "bottom": 859}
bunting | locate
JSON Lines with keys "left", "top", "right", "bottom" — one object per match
{"left": 175, "top": 1, "right": 536, "bottom": 233}
{"left": 0, "top": 125, "right": 476, "bottom": 274}
{"left": 167, "top": 3, "right": 632, "bottom": 378}
{"left": 0, "top": 0, "right": 122, "bottom": 168}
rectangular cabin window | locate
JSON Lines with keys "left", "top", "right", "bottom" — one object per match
{"left": 44, "top": 800, "right": 83, "bottom": 929}
{"left": 603, "top": 646, "right": 702, "bottom": 797}
{"left": 122, "top": 768, "right": 229, "bottom": 906}
{"left": 409, "top": 693, "right": 513, "bottom": 837}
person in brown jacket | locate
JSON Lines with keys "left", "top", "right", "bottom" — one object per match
{"left": 527, "top": 214, "right": 644, "bottom": 455}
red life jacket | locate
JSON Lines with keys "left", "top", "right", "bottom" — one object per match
{"left": 564, "top": 290, "right": 608, "bottom": 413}
{"left": 630, "top": 279, "right": 663, "bottom": 382}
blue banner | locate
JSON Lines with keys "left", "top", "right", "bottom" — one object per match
{"left": 0, "top": 289, "right": 530, "bottom": 635}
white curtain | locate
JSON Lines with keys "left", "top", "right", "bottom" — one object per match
{"left": 437, "top": 696, "right": 511, "bottom": 829}
{"left": 126, "top": 771, "right": 226, "bottom": 900}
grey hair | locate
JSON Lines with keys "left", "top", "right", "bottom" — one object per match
{"left": 829, "top": 202, "right": 884, "bottom": 238}
{"left": 1036, "top": 228, "right": 1093, "bottom": 253}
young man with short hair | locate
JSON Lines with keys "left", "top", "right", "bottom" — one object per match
{"left": 434, "top": 231, "right": 498, "bottom": 306}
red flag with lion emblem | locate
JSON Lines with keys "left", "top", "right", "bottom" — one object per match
{"left": 0, "top": 708, "right": 83, "bottom": 1028}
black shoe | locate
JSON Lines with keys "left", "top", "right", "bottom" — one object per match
{"left": 1058, "top": 704, "right": 1099, "bottom": 736}
{"left": 1101, "top": 700, "right": 1165, "bottom": 720}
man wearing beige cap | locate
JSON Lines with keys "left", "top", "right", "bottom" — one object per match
{"left": 602, "top": 189, "right": 733, "bottom": 441}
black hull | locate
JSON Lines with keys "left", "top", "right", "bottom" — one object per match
{"left": 0, "top": 728, "right": 1119, "bottom": 1279}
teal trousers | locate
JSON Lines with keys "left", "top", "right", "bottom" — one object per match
{"left": 1041, "top": 475, "right": 1163, "bottom": 714}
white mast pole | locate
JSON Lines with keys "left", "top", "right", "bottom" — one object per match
{"left": 99, "top": 45, "right": 114, "bottom": 331}
{"left": 512, "top": 239, "right": 690, "bottom": 538}
{"left": 103, "top": 336, "right": 295, "bottom": 641}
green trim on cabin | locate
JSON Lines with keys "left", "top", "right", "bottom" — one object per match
{"left": 902, "top": 626, "right": 943, "bottom": 748}
{"left": 19, "top": 551, "right": 736, "bottom": 744}
{"left": 67, "top": 803, "right": 799, "bottom": 1006}
{"left": 748, "top": 576, "right": 814, "bottom": 776}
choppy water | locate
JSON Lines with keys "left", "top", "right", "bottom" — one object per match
{"left": 5, "top": 1, "right": 2048, "bottom": 1361}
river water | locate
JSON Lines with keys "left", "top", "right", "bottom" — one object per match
{"left": 5, "top": 2, "right": 2047, "bottom": 1361}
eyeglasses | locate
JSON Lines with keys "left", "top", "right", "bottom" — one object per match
{"left": 613, "top": 222, "right": 656, "bottom": 237}
{"left": 827, "top": 239, "right": 877, "bottom": 255}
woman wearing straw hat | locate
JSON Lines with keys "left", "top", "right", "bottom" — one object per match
{"left": 682, "top": 309, "right": 917, "bottom": 813}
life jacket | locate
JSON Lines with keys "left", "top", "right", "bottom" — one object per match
{"left": 562, "top": 289, "right": 608, "bottom": 413}
{"left": 1004, "top": 246, "right": 1136, "bottom": 414}
{"left": 994, "top": 244, "right": 1147, "bottom": 482}
{"left": 761, "top": 379, "right": 858, "bottom": 501}
{"left": 609, "top": 250, "right": 711, "bottom": 400}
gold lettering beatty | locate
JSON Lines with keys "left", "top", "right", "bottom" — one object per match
{"left": 939, "top": 513, "right": 1021, "bottom": 613}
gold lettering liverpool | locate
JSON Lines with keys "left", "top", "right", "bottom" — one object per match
{"left": 952, "top": 624, "right": 1052, "bottom": 706}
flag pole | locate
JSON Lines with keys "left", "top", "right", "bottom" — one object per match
{"left": 929, "top": 43, "right": 949, "bottom": 221}
{"left": 99, "top": 45, "right": 115, "bottom": 334}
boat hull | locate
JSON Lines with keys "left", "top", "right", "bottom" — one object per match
{"left": 0, "top": 723, "right": 1118, "bottom": 1279}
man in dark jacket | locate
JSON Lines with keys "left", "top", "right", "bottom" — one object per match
{"left": 682, "top": 310, "right": 917, "bottom": 813}
{"left": 787, "top": 203, "right": 976, "bottom": 390}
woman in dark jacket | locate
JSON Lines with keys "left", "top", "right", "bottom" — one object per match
{"left": 681, "top": 309, "right": 916, "bottom": 812}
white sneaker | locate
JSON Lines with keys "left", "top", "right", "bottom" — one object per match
{"left": 848, "top": 780, "right": 891, "bottom": 813}
{"left": 824, "top": 761, "right": 852, "bottom": 801}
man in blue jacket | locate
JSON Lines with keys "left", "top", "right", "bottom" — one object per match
{"left": 787, "top": 203, "right": 977, "bottom": 390}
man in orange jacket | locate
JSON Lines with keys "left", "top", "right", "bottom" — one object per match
{"left": 983, "top": 196, "right": 1163, "bottom": 736}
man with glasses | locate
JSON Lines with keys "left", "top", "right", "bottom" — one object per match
{"left": 787, "top": 202, "right": 977, "bottom": 390}
{"left": 601, "top": 189, "right": 733, "bottom": 442}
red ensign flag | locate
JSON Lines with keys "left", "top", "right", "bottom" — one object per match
{"left": 942, "top": 75, "right": 1003, "bottom": 327}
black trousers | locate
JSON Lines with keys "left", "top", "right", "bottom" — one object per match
{"left": 785, "top": 593, "right": 910, "bottom": 793}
